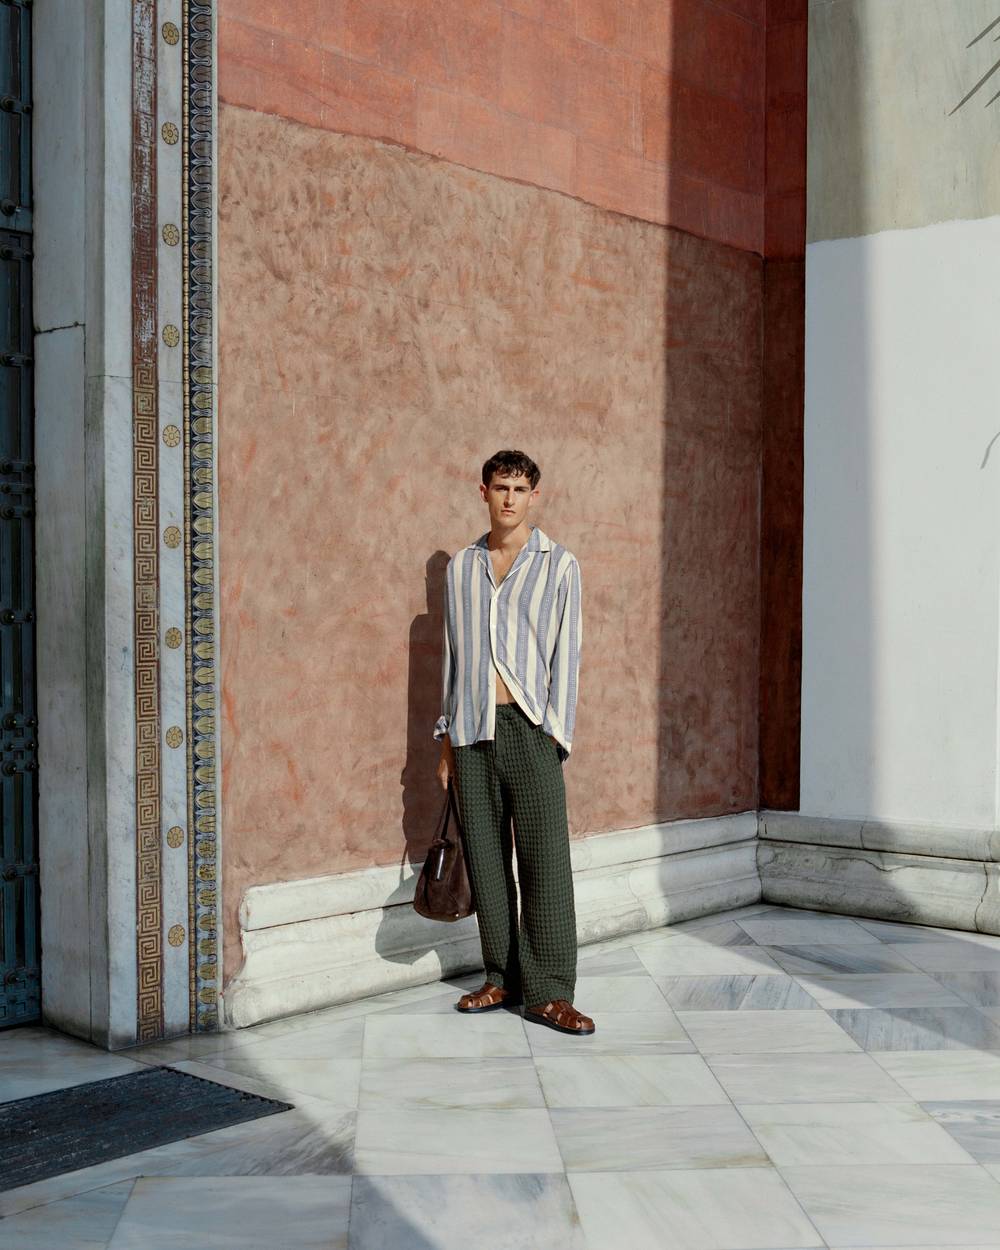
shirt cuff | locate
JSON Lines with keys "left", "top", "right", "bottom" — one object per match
{"left": 433, "top": 715, "right": 450, "bottom": 741}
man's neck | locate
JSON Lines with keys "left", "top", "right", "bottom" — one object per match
{"left": 488, "top": 522, "right": 532, "bottom": 555}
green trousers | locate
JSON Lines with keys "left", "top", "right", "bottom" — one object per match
{"left": 452, "top": 701, "right": 578, "bottom": 1006}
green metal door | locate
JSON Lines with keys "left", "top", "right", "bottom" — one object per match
{"left": 0, "top": 0, "right": 38, "bottom": 1028}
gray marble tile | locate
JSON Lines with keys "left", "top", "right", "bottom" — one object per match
{"left": 653, "top": 973, "right": 822, "bottom": 1011}
{"left": 828, "top": 1005, "right": 1000, "bottom": 1051}
{"left": 921, "top": 1101, "right": 1000, "bottom": 1163}
{"left": 0, "top": 1055, "right": 148, "bottom": 1105}
{"left": 0, "top": 1179, "right": 134, "bottom": 1249}
{"left": 736, "top": 912, "right": 884, "bottom": 946}
{"left": 762, "top": 944, "right": 925, "bottom": 976}
{"left": 107, "top": 1175, "right": 351, "bottom": 1249}
{"left": 551, "top": 1105, "right": 769, "bottom": 1171}
{"left": 359, "top": 1057, "right": 545, "bottom": 1110}
{"left": 933, "top": 971, "right": 1000, "bottom": 1020}
{"left": 675, "top": 1008, "right": 861, "bottom": 1054}
{"left": 706, "top": 1053, "right": 912, "bottom": 1104}
{"left": 571, "top": 975, "right": 670, "bottom": 1012}
{"left": 889, "top": 941, "right": 1000, "bottom": 973}
{"left": 362, "top": 1012, "right": 529, "bottom": 1059}
{"left": 635, "top": 944, "right": 785, "bottom": 977}
{"left": 851, "top": 916, "right": 985, "bottom": 944}
{"left": 576, "top": 947, "right": 649, "bottom": 976}
{"left": 792, "top": 972, "right": 971, "bottom": 1009}
{"left": 354, "top": 1109, "right": 563, "bottom": 1175}
{"left": 634, "top": 918, "right": 759, "bottom": 948}
{"left": 534, "top": 1054, "right": 730, "bottom": 1108}
{"left": 738, "top": 1100, "right": 975, "bottom": 1166}
{"left": 120, "top": 1016, "right": 364, "bottom": 1066}
{"left": 872, "top": 1051, "right": 1000, "bottom": 1101}
{"left": 567, "top": 1168, "right": 824, "bottom": 1249}
{"left": 524, "top": 1010, "right": 694, "bottom": 1056}
{"left": 780, "top": 1163, "right": 1000, "bottom": 1247}
{"left": 349, "top": 1174, "right": 586, "bottom": 1249}
{"left": 193, "top": 1057, "right": 362, "bottom": 1107}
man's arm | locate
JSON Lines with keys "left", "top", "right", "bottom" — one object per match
{"left": 541, "top": 557, "right": 582, "bottom": 760}
{"left": 433, "top": 571, "right": 455, "bottom": 744}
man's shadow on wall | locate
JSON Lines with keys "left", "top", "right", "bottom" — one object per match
{"left": 373, "top": 550, "right": 482, "bottom": 977}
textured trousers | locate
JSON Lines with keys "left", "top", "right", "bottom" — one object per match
{"left": 451, "top": 701, "right": 578, "bottom": 1006}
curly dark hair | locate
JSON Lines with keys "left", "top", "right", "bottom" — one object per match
{"left": 481, "top": 449, "right": 541, "bottom": 490}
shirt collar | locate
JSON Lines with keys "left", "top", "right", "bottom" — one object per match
{"left": 473, "top": 524, "right": 552, "bottom": 554}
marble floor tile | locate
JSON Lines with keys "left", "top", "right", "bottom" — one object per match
{"left": 635, "top": 944, "right": 785, "bottom": 977}
{"left": 887, "top": 940, "right": 1000, "bottom": 972}
{"left": 762, "top": 944, "right": 925, "bottom": 976}
{"left": 850, "top": 916, "right": 989, "bottom": 944}
{"left": 828, "top": 1005, "right": 1000, "bottom": 1051}
{"left": 362, "top": 1012, "right": 529, "bottom": 1059}
{"left": 359, "top": 1056, "right": 545, "bottom": 1110}
{"left": 738, "top": 1100, "right": 975, "bottom": 1165}
{"left": 780, "top": 1163, "right": 1000, "bottom": 1246}
{"left": 571, "top": 974, "right": 670, "bottom": 1011}
{"left": 534, "top": 1053, "right": 730, "bottom": 1108}
{"left": 0, "top": 1049, "right": 150, "bottom": 1103}
{"left": 631, "top": 919, "right": 760, "bottom": 948}
{"left": 792, "top": 972, "right": 971, "bottom": 1009}
{"left": 675, "top": 1008, "right": 861, "bottom": 1054}
{"left": 934, "top": 971, "right": 1000, "bottom": 1020}
{"left": 106, "top": 1175, "right": 351, "bottom": 1249}
{"left": 524, "top": 1010, "right": 693, "bottom": 1056}
{"left": 550, "top": 1105, "right": 769, "bottom": 1171}
{"left": 653, "top": 973, "right": 821, "bottom": 1011}
{"left": 576, "top": 947, "right": 650, "bottom": 976}
{"left": 0, "top": 1178, "right": 135, "bottom": 1249}
{"left": 191, "top": 1056, "right": 362, "bottom": 1107}
{"left": 354, "top": 1108, "right": 564, "bottom": 1174}
{"left": 872, "top": 1051, "right": 1000, "bottom": 1100}
{"left": 921, "top": 1101, "right": 1000, "bottom": 1163}
{"left": 349, "top": 1173, "right": 586, "bottom": 1249}
{"left": 706, "top": 1053, "right": 912, "bottom": 1103}
{"left": 567, "top": 1167, "right": 823, "bottom": 1249}
{"left": 736, "top": 912, "right": 884, "bottom": 946}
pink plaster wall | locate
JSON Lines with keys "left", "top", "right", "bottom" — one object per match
{"left": 217, "top": 103, "right": 762, "bottom": 986}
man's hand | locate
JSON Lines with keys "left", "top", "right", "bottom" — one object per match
{"left": 436, "top": 738, "right": 455, "bottom": 791}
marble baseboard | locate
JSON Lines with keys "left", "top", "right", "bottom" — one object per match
{"left": 222, "top": 814, "right": 761, "bottom": 1030}
{"left": 758, "top": 816, "right": 1000, "bottom": 935}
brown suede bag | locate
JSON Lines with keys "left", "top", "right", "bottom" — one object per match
{"left": 412, "top": 777, "right": 475, "bottom": 922}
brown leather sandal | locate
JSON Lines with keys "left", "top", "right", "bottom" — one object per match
{"left": 455, "top": 982, "right": 522, "bottom": 1013}
{"left": 524, "top": 998, "right": 595, "bottom": 1035}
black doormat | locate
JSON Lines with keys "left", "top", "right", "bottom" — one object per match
{"left": 0, "top": 1064, "right": 294, "bottom": 1192}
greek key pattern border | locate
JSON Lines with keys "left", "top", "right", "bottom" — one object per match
{"left": 183, "top": 0, "right": 220, "bottom": 1031}
{"left": 132, "top": 0, "right": 164, "bottom": 1044}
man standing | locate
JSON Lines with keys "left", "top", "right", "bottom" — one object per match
{"left": 434, "top": 450, "right": 593, "bottom": 1036}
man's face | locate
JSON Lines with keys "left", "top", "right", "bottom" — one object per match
{"left": 481, "top": 472, "right": 537, "bottom": 526}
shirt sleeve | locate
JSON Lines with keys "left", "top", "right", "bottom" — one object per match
{"left": 541, "top": 557, "right": 582, "bottom": 761}
{"left": 433, "top": 571, "right": 455, "bottom": 742}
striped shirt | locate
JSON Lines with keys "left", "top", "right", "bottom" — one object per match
{"left": 433, "top": 524, "right": 582, "bottom": 762}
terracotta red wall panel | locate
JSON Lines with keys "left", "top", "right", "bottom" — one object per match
{"left": 217, "top": 106, "right": 764, "bottom": 985}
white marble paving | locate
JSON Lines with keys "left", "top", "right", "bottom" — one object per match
{"left": 675, "top": 1008, "right": 862, "bottom": 1054}
{"left": 737, "top": 1101, "right": 977, "bottom": 1165}
{"left": 534, "top": 1054, "right": 730, "bottom": 1108}
{"left": 567, "top": 1168, "right": 823, "bottom": 1249}
{"left": 780, "top": 1163, "right": 1000, "bottom": 1246}
{"left": 107, "top": 1176, "right": 352, "bottom": 1249}
{"left": 349, "top": 1174, "right": 586, "bottom": 1249}
{"left": 8, "top": 902, "right": 1000, "bottom": 1248}
{"left": 354, "top": 1109, "right": 564, "bottom": 1175}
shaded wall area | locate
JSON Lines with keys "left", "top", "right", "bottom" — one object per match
{"left": 217, "top": 104, "right": 762, "bottom": 985}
